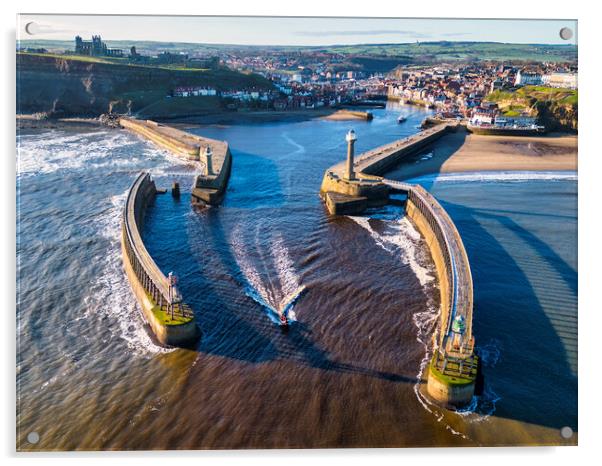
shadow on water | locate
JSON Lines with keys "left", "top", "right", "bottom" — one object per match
{"left": 473, "top": 206, "right": 577, "bottom": 297}
{"left": 222, "top": 150, "right": 286, "bottom": 209}
{"left": 279, "top": 321, "right": 420, "bottom": 383}
{"left": 439, "top": 197, "right": 577, "bottom": 431}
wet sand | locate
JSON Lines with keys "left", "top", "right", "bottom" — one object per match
{"left": 163, "top": 109, "right": 338, "bottom": 126}
{"left": 387, "top": 130, "right": 578, "bottom": 180}
{"left": 321, "top": 109, "right": 373, "bottom": 121}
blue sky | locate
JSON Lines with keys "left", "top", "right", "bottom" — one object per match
{"left": 18, "top": 15, "right": 577, "bottom": 46}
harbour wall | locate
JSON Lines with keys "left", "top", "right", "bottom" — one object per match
{"left": 120, "top": 117, "right": 232, "bottom": 206}
{"left": 404, "top": 185, "right": 475, "bottom": 407}
{"left": 320, "top": 125, "right": 477, "bottom": 407}
{"left": 466, "top": 123, "right": 545, "bottom": 136}
{"left": 357, "top": 123, "right": 456, "bottom": 176}
{"left": 191, "top": 143, "right": 232, "bottom": 205}
{"left": 121, "top": 172, "right": 198, "bottom": 346}
{"left": 120, "top": 117, "right": 202, "bottom": 160}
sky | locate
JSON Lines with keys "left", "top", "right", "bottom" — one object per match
{"left": 17, "top": 15, "right": 578, "bottom": 46}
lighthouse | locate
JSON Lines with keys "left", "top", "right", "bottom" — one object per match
{"left": 345, "top": 129, "right": 357, "bottom": 181}
{"left": 204, "top": 146, "right": 214, "bottom": 176}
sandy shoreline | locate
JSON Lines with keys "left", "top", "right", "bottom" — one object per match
{"left": 16, "top": 107, "right": 371, "bottom": 130}
{"left": 16, "top": 116, "right": 578, "bottom": 179}
{"left": 162, "top": 109, "right": 340, "bottom": 126}
{"left": 385, "top": 130, "right": 578, "bottom": 180}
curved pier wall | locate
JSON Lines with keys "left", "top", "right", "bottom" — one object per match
{"left": 121, "top": 172, "right": 198, "bottom": 346}
{"left": 405, "top": 186, "right": 476, "bottom": 406}
{"left": 405, "top": 187, "right": 453, "bottom": 342}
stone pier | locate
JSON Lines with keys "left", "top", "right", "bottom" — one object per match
{"left": 319, "top": 125, "right": 477, "bottom": 408}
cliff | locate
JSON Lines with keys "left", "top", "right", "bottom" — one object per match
{"left": 16, "top": 53, "right": 273, "bottom": 118}
{"left": 486, "top": 86, "right": 578, "bottom": 132}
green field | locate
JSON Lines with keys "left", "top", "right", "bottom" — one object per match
{"left": 18, "top": 51, "right": 212, "bottom": 72}
{"left": 17, "top": 51, "right": 273, "bottom": 117}
{"left": 487, "top": 85, "right": 578, "bottom": 114}
{"left": 19, "top": 39, "right": 578, "bottom": 64}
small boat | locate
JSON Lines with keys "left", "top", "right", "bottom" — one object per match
{"left": 397, "top": 115, "right": 407, "bottom": 124}
{"left": 279, "top": 313, "right": 289, "bottom": 330}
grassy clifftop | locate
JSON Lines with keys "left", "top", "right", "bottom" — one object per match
{"left": 486, "top": 86, "right": 578, "bottom": 131}
{"left": 17, "top": 52, "right": 273, "bottom": 118}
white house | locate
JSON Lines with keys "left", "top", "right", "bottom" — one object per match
{"left": 542, "top": 72, "right": 578, "bottom": 89}
{"left": 514, "top": 70, "right": 543, "bottom": 86}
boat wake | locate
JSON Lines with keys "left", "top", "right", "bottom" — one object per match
{"left": 231, "top": 225, "right": 305, "bottom": 324}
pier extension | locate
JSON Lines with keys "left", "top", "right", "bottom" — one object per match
{"left": 121, "top": 172, "right": 198, "bottom": 346}
{"left": 319, "top": 125, "right": 478, "bottom": 408}
{"left": 119, "top": 117, "right": 232, "bottom": 206}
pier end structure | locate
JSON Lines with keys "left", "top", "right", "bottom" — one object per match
{"left": 119, "top": 117, "right": 232, "bottom": 206}
{"left": 319, "top": 124, "right": 477, "bottom": 408}
{"left": 191, "top": 142, "right": 232, "bottom": 205}
{"left": 121, "top": 172, "right": 198, "bottom": 346}
{"left": 319, "top": 122, "right": 458, "bottom": 216}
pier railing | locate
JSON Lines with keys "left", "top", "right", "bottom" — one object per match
{"left": 122, "top": 172, "right": 192, "bottom": 319}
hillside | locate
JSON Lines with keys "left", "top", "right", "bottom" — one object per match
{"left": 486, "top": 86, "right": 578, "bottom": 132}
{"left": 317, "top": 41, "right": 577, "bottom": 63}
{"left": 20, "top": 40, "right": 578, "bottom": 64}
{"left": 16, "top": 52, "right": 273, "bottom": 118}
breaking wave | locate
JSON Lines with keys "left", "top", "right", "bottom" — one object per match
{"left": 16, "top": 129, "right": 195, "bottom": 179}
{"left": 17, "top": 130, "right": 138, "bottom": 177}
{"left": 84, "top": 190, "right": 176, "bottom": 356}
{"left": 407, "top": 170, "right": 577, "bottom": 185}
{"left": 348, "top": 206, "right": 434, "bottom": 287}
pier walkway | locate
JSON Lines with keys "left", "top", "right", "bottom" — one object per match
{"left": 329, "top": 122, "right": 457, "bottom": 179}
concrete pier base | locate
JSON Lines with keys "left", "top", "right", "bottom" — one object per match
{"left": 426, "top": 364, "right": 477, "bottom": 408}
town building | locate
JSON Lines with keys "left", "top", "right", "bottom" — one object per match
{"left": 542, "top": 72, "right": 578, "bottom": 89}
{"left": 514, "top": 69, "right": 543, "bottom": 86}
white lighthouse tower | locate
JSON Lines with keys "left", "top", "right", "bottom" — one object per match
{"left": 345, "top": 129, "right": 357, "bottom": 181}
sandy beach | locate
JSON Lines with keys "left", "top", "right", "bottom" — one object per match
{"left": 386, "top": 130, "right": 578, "bottom": 180}
{"left": 321, "top": 109, "right": 373, "bottom": 121}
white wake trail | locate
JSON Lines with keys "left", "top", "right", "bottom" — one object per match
{"left": 231, "top": 226, "right": 305, "bottom": 323}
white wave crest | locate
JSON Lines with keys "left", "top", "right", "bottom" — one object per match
{"left": 407, "top": 170, "right": 577, "bottom": 185}
{"left": 17, "top": 130, "right": 137, "bottom": 176}
{"left": 348, "top": 211, "right": 434, "bottom": 286}
{"left": 16, "top": 129, "right": 197, "bottom": 178}
{"left": 84, "top": 189, "right": 175, "bottom": 356}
